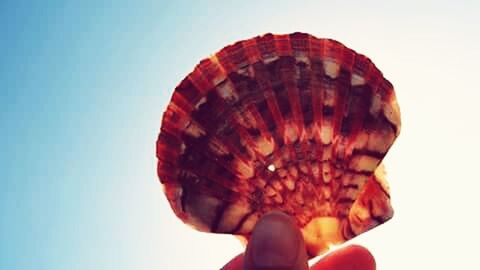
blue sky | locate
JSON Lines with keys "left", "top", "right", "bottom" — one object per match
{"left": 1, "top": 1, "right": 480, "bottom": 269}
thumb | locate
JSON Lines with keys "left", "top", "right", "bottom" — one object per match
{"left": 243, "top": 211, "right": 308, "bottom": 270}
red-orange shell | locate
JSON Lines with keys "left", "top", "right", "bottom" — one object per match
{"left": 156, "top": 33, "right": 400, "bottom": 257}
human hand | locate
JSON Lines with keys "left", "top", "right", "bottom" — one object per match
{"left": 222, "top": 211, "right": 376, "bottom": 270}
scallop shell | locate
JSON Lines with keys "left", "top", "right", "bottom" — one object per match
{"left": 156, "top": 33, "right": 401, "bottom": 257}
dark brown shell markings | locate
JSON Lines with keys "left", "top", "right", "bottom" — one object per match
{"left": 156, "top": 33, "right": 401, "bottom": 257}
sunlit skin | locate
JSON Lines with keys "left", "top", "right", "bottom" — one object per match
{"left": 222, "top": 212, "right": 376, "bottom": 270}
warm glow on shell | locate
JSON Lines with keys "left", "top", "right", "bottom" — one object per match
{"left": 156, "top": 33, "right": 400, "bottom": 258}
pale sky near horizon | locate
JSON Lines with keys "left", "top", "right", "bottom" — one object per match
{"left": 1, "top": 1, "right": 479, "bottom": 269}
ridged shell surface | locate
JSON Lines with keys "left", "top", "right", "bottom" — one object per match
{"left": 156, "top": 33, "right": 401, "bottom": 257}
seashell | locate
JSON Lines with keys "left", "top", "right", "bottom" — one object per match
{"left": 156, "top": 33, "right": 401, "bottom": 257}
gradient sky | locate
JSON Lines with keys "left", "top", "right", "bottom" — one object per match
{"left": 1, "top": 1, "right": 479, "bottom": 269}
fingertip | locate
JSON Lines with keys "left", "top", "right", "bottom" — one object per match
{"left": 344, "top": 245, "right": 376, "bottom": 270}
{"left": 347, "top": 245, "right": 375, "bottom": 265}
{"left": 243, "top": 211, "right": 308, "bottom": 270}
{"left": 311, "top": 245, "right": 376, "bottom": 270}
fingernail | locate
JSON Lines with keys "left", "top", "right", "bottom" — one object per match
{"left": 248, "top": 212, "right": 301, "bottom": 268}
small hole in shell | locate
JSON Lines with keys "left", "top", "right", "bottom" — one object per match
{"left": 267, "top": 164, "right": 275, "bottom": 172}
